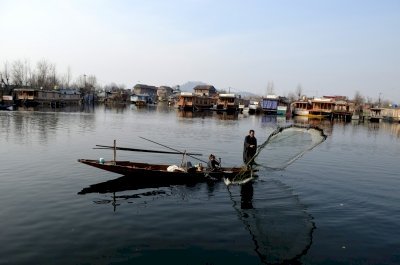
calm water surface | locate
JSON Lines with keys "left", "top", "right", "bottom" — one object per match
{"left": 0, "top": 104, "right": 399, "bottom": 265}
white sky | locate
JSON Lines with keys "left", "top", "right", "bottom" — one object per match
{"left": 1, "top": 0, "right": 399, "bottom": 102}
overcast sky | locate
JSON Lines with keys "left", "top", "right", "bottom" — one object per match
{"left": 1, "top": 0, "right": 399, "bottom": 102}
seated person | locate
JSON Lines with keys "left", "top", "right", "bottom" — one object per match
{"left": 207, "top": 154, "right": 220, "bottom": 171}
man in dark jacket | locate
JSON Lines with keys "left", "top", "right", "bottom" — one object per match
{"left": 207, "top": 154, "right": 220, "bottom": 171}
{"left": 243, "top": 129, "right": 257, "bottom": 167}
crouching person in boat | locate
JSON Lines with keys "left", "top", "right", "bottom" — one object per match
{"left": 207, "top": 154, "right": 220, "bottom": 171}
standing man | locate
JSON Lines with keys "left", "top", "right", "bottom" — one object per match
{"left": 243, "top": 129, "right": 257, "bottom": 167}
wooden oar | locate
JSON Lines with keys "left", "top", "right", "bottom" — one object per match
{"left": 95, "top": 145, "right": 203, "bottom": 156}
{"left": 139, "top": 136, "right": 208, "bottom": 164}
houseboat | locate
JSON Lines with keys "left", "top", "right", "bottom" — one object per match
{"left": 248, "top": 101, "right": 261, "bottom": 114}
{"left": 238, "top": 98, "right": 250, "bottom": 113}
{"left": 368, "top": 107, "right": 384, "bottom": 122}
{"left": 176, "top": 92, "right": 195, "bottom": 110}
{"left": 157, "top": 86, "right": 173, "bottom": 102}
{"left": 291, "top": 100, "right": 311, "bottom": 116}
{"left": 261, "top": 95, "right": 278, "bottom": 114}
{"left": 216, "top": 93, "right": 239, "bottom": 112}
{"left": 0, "top": 95, "right": 16, "bottom": 110}
{"left": 130, "top": 94, "right": 154, "bottom": 106}
{"left": 176, "top": 85, "right": 218, "bottom": 111}
{"left": 382, "top": 108, "right": 400, "bottom": 123}
{"left": 277, "top": 97, "right": 290, "bottom": 116}
{"left": 132, "top": 84, "right": 158, "bottom": 105}
{"left": 193, "top": 85, "right": 218, "bottom": 110}
{"left": 332, "top": 99, "right": 354, "bottom": 121}
{"left": 309, "top": 98, "right": 334, "bottom": 118}
{"left": 13, "top": 88, "right": 80, "bottom": 107}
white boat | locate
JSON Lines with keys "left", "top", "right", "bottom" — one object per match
{"left": 248, "top": 101, "right": 261, "bottom": 114}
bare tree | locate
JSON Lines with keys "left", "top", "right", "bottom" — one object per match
{"left": 47, "top": 63, "right": 58, "bottom": 89}
{"left": 86, "top": 75, "right": 97, "bottom": 88}
{"left": 36, "top": 59, "right": 50, "bottom": 89}
{"left": 288, "top": 92, "right": 297, "bottom": 102}
{"left": 76, "top": 74, "right": 97, "bottom": 94}
{"left": 12, "top": 60, "right": 26, "bottom": 86}
{"left": 353, "top": 91, "right": 364, "bottom": 107}
{"left": 1, "top": 61, "right": 11, "bottom": 87}
{"left": 295, "top": 84, "right": 302, "bottom": 99}
{"left": 60, "top": 66, "right": 73, "bottom": 88}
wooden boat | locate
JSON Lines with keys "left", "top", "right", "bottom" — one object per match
{"left": 216, "top": 93, "right": 240, "bottom": 112}
{"left": 78, "top": 159, "right": 251, "bottom": 183}
{"left": 78, "top": 139, "right": 253, "bottom": 184}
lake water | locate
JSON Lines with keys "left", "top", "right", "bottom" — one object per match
{"left": 1, "top": 104, "right": 399, "bottom": 265}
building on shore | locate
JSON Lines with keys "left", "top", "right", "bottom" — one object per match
{"left": 131, "top": 84, "right": 158, "bottom": 104}
{"left": 13, "top": 87, "right": 81, "bottom": 107}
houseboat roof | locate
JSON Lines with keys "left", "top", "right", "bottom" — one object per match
{"left": 13, "top": 88, "right": 37, "bottom": 91}
{"left": 180, "top": 92, "right": 194, "bottom": 96}
{"left": 219, "top": 93, "right": 236, "bottom": 98}
{"left": 311, "top": 98, "right": 333, "bottom": 102}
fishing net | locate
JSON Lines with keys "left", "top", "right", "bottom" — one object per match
{"left": 228, "top": 124, "right": 327, "bottom": 184}
{"left": 227, "top": 180, "right": 315, "bottom": 264}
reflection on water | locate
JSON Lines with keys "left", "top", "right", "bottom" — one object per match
{"left": 228, "top": 179, "right": 315, "bottom": 264}
{"left": 177, "top": 110, "right": 214, "bottom": 119}
{"left": 215, "top": 111, "right": 239, "bottom": 120}
{"left": 176, "top": 110, "right": 239, "bottom": 120}
{"left": 261, "top": 114, "right": 277, "bottom": 125}
{"left": 1, "top": 110, "right": 96, "bottom": 144}
{"left": 79, "top": 173, "right": 315, "bottom": 264}
{"left": 292, "top": 116, "right": 334, "bottom": 135}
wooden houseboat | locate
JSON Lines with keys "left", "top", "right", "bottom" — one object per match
{"left": 216, "top": 93, "right": 240, "bottom": 112}
{"left": 176, "top": 85, "right": 218, "bottom": 111}
{"left": 291, "top": 100, "right": 311, "bottom": 116}
{"left": 368, "top": 107, "right": 384, "bottom": 122}
{"left": 157, "top": 86, "right": 173, "bottom": 102}
{"left": 333, "top": 99, "right": 354, "bottom": 121}
{"left": 309, "top": 98, "right": 334, "bottom": 118}
{"left": 193, "top": 85, "right": 217, "bottom": 110}
{"left": 14, "top": 88, "right": 80, "bottom": 107}
{"left": 176, "top": 92, "right": 195, "bottom": 110}
{"left": 0, "top": 95, "right": 16, "bottom": 110}
{"left": 382, "top": 108, "right": 400, "bottom": 122}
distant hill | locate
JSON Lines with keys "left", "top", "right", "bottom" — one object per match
{"left": 178, "top": 81, "right": 207, "bottom": 92}
{"left": 236, "top": 91, "right": 260, "bottom": 98}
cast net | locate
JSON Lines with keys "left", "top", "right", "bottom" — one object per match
{"left": 227, "top": 124, "right": 327, "bottom": 184}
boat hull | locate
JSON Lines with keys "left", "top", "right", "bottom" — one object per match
{"left": 78, "top": 159, "right": 251, "bottom": 184}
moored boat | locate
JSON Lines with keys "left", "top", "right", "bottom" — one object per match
{"left": 291, "top": 100, "right": 311, "bottom": 116}
{"left": 261, "top": 95, "right": 278, "bottom": 114}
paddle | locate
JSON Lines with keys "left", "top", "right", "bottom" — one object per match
{"left": 94, "top": 145, "right": 203, "bottom": 156}
{"left": 139, "top": 136, "right": 208, "bottom": 164}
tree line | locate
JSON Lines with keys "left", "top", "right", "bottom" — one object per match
{"left": 0, "top": 59, "right": 126, "bottom": 95}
